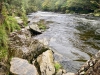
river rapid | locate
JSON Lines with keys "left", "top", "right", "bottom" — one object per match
{"left": 28, "top": 11, "right": 100, "bottom": 73}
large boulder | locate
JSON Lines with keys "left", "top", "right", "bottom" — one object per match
{"left": 35, "top": 50, "right": 55, "bottom": 75}
{"left": 10, "top": 57, "right": 38, "bottom": 75}
{"left": 77, "top": 51, "right": 100, "bottom": 75}
{"left": 8, "top": 28, "right": 48, "bottom": 62}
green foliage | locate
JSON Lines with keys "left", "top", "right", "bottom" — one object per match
{"left": 0, "top": 3, "right": 21, "bottom": 60}
{"left": 94, "top": 9, "right": 100, "bottom": 16}
{"left": 29, "top": 0, "right": 100, "bottom": 14}
{"left": 0, "top": 47, "right": 8, "bottom": 59}
{"left": 54, "top": 62, "right": 61, "bottom": 71}
{"left": 66, "top": 0, "right": 94, "bottom": 13}
{"left": 0, "top": 15, "right": 20, "bottom": 60}
{"left": 90, "top": 0, "right": 100, "bottom": 16}
{"left": 0, "top": 26, "right": 8, "bottom": 48}
{"left": 4, "top": 16, "right": 20, "bottom": 32}
{"left": 0, "top": 26, "right": 8, "bottom": 59}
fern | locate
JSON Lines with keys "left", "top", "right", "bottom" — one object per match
{"left": 4, "top": 16, "right": 20, "bottom": 32}
{"left": 0, "top": 26, "right": 8, "bottom": 60}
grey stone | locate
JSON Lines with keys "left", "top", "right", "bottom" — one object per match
{"left": 29, "top": 24, "right": 42, "bottom": 34}
{"left": 36, "top": 50, "right": 55, "bottom": 75}
{"left": 10, "top": 57, "right": 38, "bottom": 75}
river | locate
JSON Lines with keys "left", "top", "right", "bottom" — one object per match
{"left": 28, "top": 11, "right": 100, "bottom": 73}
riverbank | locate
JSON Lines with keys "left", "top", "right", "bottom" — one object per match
{"left": 0, "top": 21, "right": 73, "bottom": 75}
{"left": 0, "top": 11, "right": 100, "bottom": 75}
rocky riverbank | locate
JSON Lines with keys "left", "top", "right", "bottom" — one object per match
{"left": 0, "top": 13, "right": 100, "bottom": 75}
{"left": 0, "top": 23, "right": 74, "bottom": 75}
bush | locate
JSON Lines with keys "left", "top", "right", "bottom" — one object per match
{"left": 4, "top": 16, "right": 20, "bottom": 32}
{"left": 0, "top": 26, "right": 8, "bottom": 60}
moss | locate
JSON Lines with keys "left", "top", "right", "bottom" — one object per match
{"left": 54, "top": 62, "right": 61, "bottom": 71}
{"left": 37, "top": 20, "right": 47, "bottom": 31}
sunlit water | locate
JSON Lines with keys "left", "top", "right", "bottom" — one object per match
{"left": 28, "top": 11, "right": 100, "bottom": 73}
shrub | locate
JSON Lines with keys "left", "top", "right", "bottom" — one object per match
{"left": 0, "top": 26, "right": 8, "bottom": 60}
{"left": 4, "top": 16, "right": 20, "bottom": 32}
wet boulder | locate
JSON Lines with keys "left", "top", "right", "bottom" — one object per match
{"left": 35, "top": 50, "right": 55, "bottom": 75}
{"left": 10, "top": 57, "right": 38, "bottom": 75}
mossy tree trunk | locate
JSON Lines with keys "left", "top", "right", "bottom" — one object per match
{"left": 0, "top": 2, "right": 2, "bottom": 13}
{"left": 0, "top": 2, "right": 4, "bottom": 25}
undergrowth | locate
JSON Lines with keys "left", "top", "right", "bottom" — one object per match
{"left": 0, "top": 5, "right": 21, "bottom": 61}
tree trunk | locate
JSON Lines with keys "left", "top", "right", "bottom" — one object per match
{"left": 0, "top": 2, "right": 2, "bottom": 13}
{"left": 0, "top": 2, "right": 4, "bottom": 25}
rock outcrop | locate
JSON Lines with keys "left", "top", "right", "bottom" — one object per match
{"left": 77, "top": 51, "right": 100, "bottom": 75}
{"left": 35, "top": 50, "right": 55, "bottom": 75}
{"left": 8, "top": 28, "right": 48, "bottom": 62}
{"left": 10, "top": 57, "right": 38, "bottom": 75}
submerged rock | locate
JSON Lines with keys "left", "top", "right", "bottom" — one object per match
{"left": 10, "top": 57, "right": 38, "bottom": 75}
{"left": 35, "top": 50, "right": 55, "bottom": 75}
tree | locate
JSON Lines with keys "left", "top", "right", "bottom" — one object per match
{"left": 66, "top": 0, "right": 94, "bottom": 13}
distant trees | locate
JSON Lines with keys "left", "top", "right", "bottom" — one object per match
{"left": 90, "top": 0, "right": 100, "bottom": 16}
{"left": 1, "top": 0, "right": 100, "bottom": 14}
{"left": 27, "top": 0, "right": 99, "bottom": 14}
{"left": 66, "top": 0, "right": 94, "bottom": 13}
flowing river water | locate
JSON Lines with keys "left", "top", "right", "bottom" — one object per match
{"left": 28, "top": 11, "right": 100, "bottom": 73}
